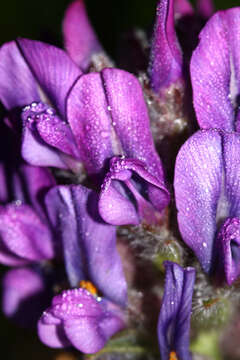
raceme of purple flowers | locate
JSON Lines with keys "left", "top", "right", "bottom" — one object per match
{"left": 0, "top": 0, "right": 239, "bottom": 359}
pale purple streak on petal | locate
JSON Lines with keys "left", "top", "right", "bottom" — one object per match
{"left": 197, "top": 0, "right": 215, "bottom": 18}
{"left": 2, "top": 267, "right": 44, "bottom": 317}
{"left": 0, "top": 41, "right": 40, "bottom": 109}
{"left": 0, "top": 204, "right": 54, "bottom": 263}
{"left": 148, "top": 0, "right": 183, "bottom": 92}
{"left": 45, "top": 185, "right": 127, "bottom": 306}
{"left": 102, "top": 69, "right": 166, "bottom": 182}
{"left": 158, "top": 262, "right": 195, "bottom": 360}
{"left": 174, "top": 130, "right": 223, "bottom": 273}
{"left": 16, "top": 38, "right": 81, "bottom": 119}
{"left": 191, "top": 9, "right": 240, "bottom": 131}
{"left": 67, "top": 73, "right": 113, "bottom": 174}
{"left": 63, "top": 0, "right": 102, "bottom": 71}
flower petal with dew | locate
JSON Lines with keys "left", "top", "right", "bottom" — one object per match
{"left": 191, "top": 8, "right": 240, "bottom": 131}
{"left": 38, "top": 288, "right": 125, "bottom": 354}
{"left": 45, "top": 184, "right": 127, "bottom": 306}
{"left": 158, "top": 261, "right": 195, "bottom": 360}
{"left": 0, "top": 38, "right": 82, "bottom": 169}
{"left": 174, "top": 129, "right": 240, "bottom": 284}
{"left": 148, "top": 0, "right": 183, "bottom": 93}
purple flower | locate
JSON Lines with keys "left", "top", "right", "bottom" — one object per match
{"left": 38, "top": 184, "right": 126, "bottom": 353}
{"left": 0, "top": 126, "right": 56, "bottom": 265}
{"left": 174, "top": 129, "right": 240, "bottom": 284}
{"left": 0, "top": 39, "right": 169, "bottom": 225}
{"left": 158, "top": 261, "right": 195, "bottom": 360}
{"left": 45, "top": 185, "right": 127, "bottom": 306}
{"left": 191, "top": 8, "right": 240, "bottom": 131}
{"left": 38, "top": 287, "right": 125, "bottom": 354}
{"left": 0, "top": 38, "right": 82, "bottom": 171}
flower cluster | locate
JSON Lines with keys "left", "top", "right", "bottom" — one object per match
{"left": 1, "top": 0, "right": 240, "bottom": 359}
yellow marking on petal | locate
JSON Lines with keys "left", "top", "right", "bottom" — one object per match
{"left": 169, "top": 351, "right": 178, "bottom": 360}
{"left": 79, "top": 280, "right": 98, "bottom": 296}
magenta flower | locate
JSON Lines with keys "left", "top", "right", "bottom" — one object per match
{"left": 158, "top": 261, "right": 195, "bottom": 360}
{"left": 38, "top": 184, "right": 126, "bottom": 353}
{"left": 174, "top": 129, "right": 240, "bottom": 284}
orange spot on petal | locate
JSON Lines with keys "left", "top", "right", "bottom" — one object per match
{"left": 79, "top": 280, "right": 97, "bottom": 296}
{"left": 169, "top": 351, "right": 178, "bottom": 360}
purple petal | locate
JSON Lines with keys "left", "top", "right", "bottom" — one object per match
{"left": 0, "top": 203, "right": 54, "bottom": 264}
{"left": 22, "top": 119, "right": 69, "bottom": 169}
{"left": 67, "top": 72, "right": 113, "bottom": 175}
{"left": 101, "top": 69, "right": 167, "bottom": 182}
{"left": 21, "top": 102, "right": 81, "bottom": 170}
{"left": 190, "top": 9, "right": 240, "bottom": 131}
{"left": 62, "top": 0, "right": 102, "bottom": 71}
{"left": 158, "top": 261, "right": 195, "bottom": 360}
{"left": 0, "top": 242, "right": 27, "bottom": 266}
{"left": 222, "top": 132, "right": 240, "bottom": 218}
{"left": 2, "top": 267, "right": 48, "bottom": 327}
{"left": 175, "top": 0, "right": 193, "bottom": 17}
{"left": 18, "top": 164, "right": 55, "bottom": 219}
{"left": 197, "top": 0, "right": 214, "bottom": 18}
{"left": 45, "top": 185, "right": 127, "bottom": 306}
{"left": 0, "top": 41, "right": 40, "bottom": 109}
{"left": 99, "top": 157, "right": 169, "bottom": 225}
{"left": 63, "top": 314, "right": 122, "bottom": 354}
{"left": 175, "top": 130, "right": 240, "bottom": 280}
{"left": 39, "top": 288, "right": 124, "bottom": 353}
{"left": 38, "top": 321, "right": 70, "bottom": 348}
{"left": 174, "top": 130, "right": 223, "bottom": 273}
{"left": 16, "top": 38, "right": 81, "bottom": 119}
{"left": 148, "top": 0, "right": 183, "bottom": 93}
{"left": 216, "top": 218, "right": 240, "bottom": 285}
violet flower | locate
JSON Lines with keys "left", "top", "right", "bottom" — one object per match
{"left": 0, "top": 39, "right": 169, "bottom": 225}
{"left": 0, "top": 123, "right": 55, "bottom": 265}
{"left": 174, "top": 129, "right": 240, "bottom": 284}
{"left": 46, "top": 67, "right": 170, "bottom": 225}
{"left": 0, "top": 38, "right": 82, "bottom": 171}
{"left": 38, "top": 184, "right": 126, "bottom": 353}
{"left": 191, "top": 7, "right": 240, "bottom": 131}
{"left": 158, "top": 261, "right": 195, "bottom": 360}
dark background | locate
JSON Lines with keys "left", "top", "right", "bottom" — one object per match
{"left": 0, "top": 0, "right": 239, "bottom": 359}
{"left": 0, "top": 0, "right": 239, "bottom": 52}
